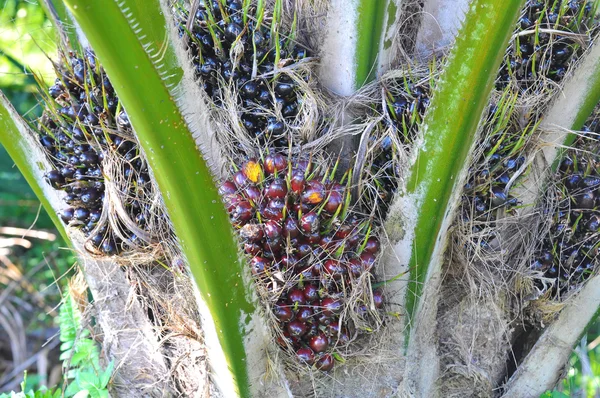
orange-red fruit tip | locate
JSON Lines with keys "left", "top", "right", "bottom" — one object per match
{"left": 243, "top": 159, "right": 263, "bottom": 183}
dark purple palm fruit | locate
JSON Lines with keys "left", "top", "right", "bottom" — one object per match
{"left": 497, "top": 0, "right": 596, "bottom": 90}
{"left": 369, "top": 75, "right": 431, "bottom": 215}
{"left": 36, "top": 51, "right": 153, "bottom": 255}
{"left": 177, "top": 2, "right": 312, "bottom": 150}
{"left": 529, "top": 113, "right": 600, "bottom": 292}
{"left": 218, "top": 153, "right": 386, "bottom": 370}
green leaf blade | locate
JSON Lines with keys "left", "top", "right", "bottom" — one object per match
{"left": 355, "top": 0, "right": 387, "bottom": 87}
{"left": 403, "top": 0, "right": 526, "bottom": 330}
{"left": 61, "top": 0, "right": 254, "bottom": 396}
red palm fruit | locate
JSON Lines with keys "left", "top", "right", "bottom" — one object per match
{"left": 306, "top": 232, "right": 321, "bottom": 244}
{"left": 334, "top": 223, "right": 353, "bottom": 239}
{"left": 303, "top": 284, "right": 319, "bottom": 302}
{"left": 292, "top": 201, "right": 311, "bottom": 214}
{"left": 274, "top": 302, "right": 293, "bottom": 322}
{"left": 264, "top": 153, "right": 287, "bottom": 175}
{"left": 321, "top": 298, "right": 342, "bottom": 316}
{"left": 329, "top": 182, "right": 345, "bottom": 193}
{"left": 218, "top": 180, "right": 237, "bottom": 195}
{"left": 283, "top": 217, "right": 300, "bottom": 238}
{"left": 239, "top": 223, "right": 263, "bottom": 242}
{"left": 312, "top": 261, "right": 324, "bottom": 275}
{"left": 289, "top": 236, "right": 301, "bottom": 250}
{"left": 297, "top": 242, "right": 312, "bottom": 258}
{"left": 346, "top": 232, "right": 361, "bottom": 249}
{"left": 319, "top": 235, "right": 333, "bottom": 250}
{"left": 364, "top": 237, "right": 380, "bottom": 253}
{"left": 262, "top": 249, "right": 276, "bottom": 260}
{"left": 324, "top": 190, "right": 343, "bottom": 214}
{"left": 301, "top": 180, "right": 326, "bottom": 204}
{"left": 373, "top": 289, "right": 384, "bottom": 309}
{"left": 299, "top": 266, "right": 316, "bottom": 280}
{"left": 326, "top": 321, "right": 340, "bottom": 336}
{"left": 317, "top": 313, "right": 332, "bottom": 325}
{"left": 264, "top": 220, "right": 282, "bottom": 239}
{"left": 232, "top": 200, "right": 254, "bottom": 225}
{"left": 290, "top": 169, "right": 306, "bottom": 194}
{"left": 242, "top": 159, "right": 263, "bottom": 183}
{"left": 250, "top": 256, "right": 268, "bottom": 276}
{"left": 347, "top": 258, "right": 362, "bottom": 277}
{"left": 233, "top": 170, "right": 250, "bottom": 188}
{"left": 290, "top": 335, "right": 301, "bottom": 348}
{"left": 296, "top": 348, "right": 315, "bottom": 365}
{"left": 223, "top": 193, "right": 242, "bottom": 212}
{"left": 295, "top": 159, "right": 310, "bottom": 172}
{"left": 279, "top": 253, "right": 298, "bottom": 269}
{"left": 324, "top": 260, "right": 345, "bottom": 279}
{"left": 263, "top": 237, "right": 283, "bottom": 253}
{"left": 243, "top": 185, "right": 261, "bottom": 203}
{"left": 306, "top": 322, "right": 319, "bottom": 337}
{"left": 287, "top": 319, "right": 308, "bottom": 337}
{"left": 360, "top": 252, "right": 376, "bottom": 270}
{"left": 296, "top": 306, "right": 314, "bottom": 322}
{"left": 316, "top": 353, "right": 334, "bottom": 371}
{"left": 277, "top": 330, "right": 292, "bottom": 348}
{"left": 288, "top": 288, "right": 306, "bottom": 305}
{"left": 265, "top": 178, "right": 288, "bottom": 199}
{"left": 329, "top": 327, "right": 350, "bottom": 346}
{"left": 262, "top": 199, "right": 285, "bottom": 221}
{"left": 244, "top": 242, "right": 261, "bottom": 256}
{"left": 300, "top": 212, "right": 320, "bottom": 234}
{"left": 309, "top": 333, "right": 329, "bottom": 353}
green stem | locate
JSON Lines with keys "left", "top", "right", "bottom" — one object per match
{"left": 355, "top": 0, "right": 388, "bottom": 87}
{"left": 61, "top": 0, "right": 253, "bottom": 395}
{"left": 403, "top": 0, "right": 526, "bottom": 333}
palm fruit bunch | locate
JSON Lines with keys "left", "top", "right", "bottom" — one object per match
{"left": 497, "top": 0, "right": 598, "bottom": 90}
{"left": 176, "top": 0, "right": 311, "bottom": 150}
{"left": 38, "top": 51, "right": 150, "bottom": 255}
{"left": 530, "top": 115, "right": 600, "bottom": 291}
{"left": 218, "top": 153, "right": 384, "bottom": 371}
{"left": 366, "top": 77, "right": 431, "bottom": 213}
{"left": 461, "top": 105, "right": 524, "bottom": 225}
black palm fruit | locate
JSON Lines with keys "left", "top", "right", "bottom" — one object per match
{"left": 497, "top": 0, "right": 598, "bottom": 90}
{"left": 37, "top": 50, "right": 153, "bottom": 255}
{"left": 176, "top": 1, "right": 311, "bottom": 151}
{"left": 529, "top": 112, "right": 600, "bottom": 292}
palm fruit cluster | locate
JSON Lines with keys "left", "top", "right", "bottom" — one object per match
{"left": 39, "top": 51, "right": 149, "bottom": 255}
{"left": 497, "top": 0, "right": 597, "bottom": 90}
{"left": 461, "top": 105, "right": 524, "bottom": 235}
{"left": 367, "top": 78, "right": 431, "bottom": 212}
{"left": 530, "top": 116, "right": 600, "bottom": 291}
{"left": 218, "top": 153, "right": 383, "bottom": 371}
{"left": 177, "top": 0, "right": 310, "bottom": 150}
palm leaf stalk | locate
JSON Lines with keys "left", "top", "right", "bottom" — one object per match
{"left": 401, "top": 0, "right": 526, "bottom": 332}
{"left": 59, "top": 0, "right": 276, "bottom": 396}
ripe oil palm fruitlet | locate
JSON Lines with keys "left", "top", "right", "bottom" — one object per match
{"left": 2, "top": 0, "right": 600, "bottom": 396}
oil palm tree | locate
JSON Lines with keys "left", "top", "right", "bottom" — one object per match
{"left": 1, "top": 0, "right": 600, "bottom": 397}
